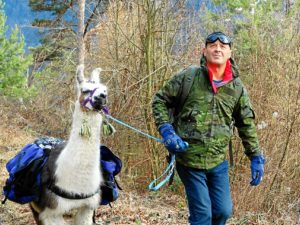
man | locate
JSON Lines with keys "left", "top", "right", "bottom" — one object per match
{"left": 152, "top": 32, "right": 265, "bottom": 225}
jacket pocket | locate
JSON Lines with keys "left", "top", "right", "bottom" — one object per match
{"left": 176, "top": 109, "right": 208, "bottom": 141}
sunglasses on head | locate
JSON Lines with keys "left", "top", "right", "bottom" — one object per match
{"left": 205, "top": 32, "right": 231, "bottom": 47}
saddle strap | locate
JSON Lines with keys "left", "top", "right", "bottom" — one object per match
{"left": 49, "top": 184, "right": 99, "bottom": 200}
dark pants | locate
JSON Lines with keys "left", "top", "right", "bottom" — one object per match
{"left": 176, "top": 160, "right": 232, "bottom": 225}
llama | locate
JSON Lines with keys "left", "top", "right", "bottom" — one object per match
{"left": 30, "top": 65, "right": 107, "bottom": 225}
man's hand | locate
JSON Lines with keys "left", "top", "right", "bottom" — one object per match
{"left": 250, "top": 155, "right": 265, "bottom": 186}
{"left": 159, "top": 123, "right": 188, "bottom": 154}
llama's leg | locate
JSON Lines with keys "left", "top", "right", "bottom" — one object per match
{"left": 29, "top": 204, "right": 43, "bottom": 225}
{"left": 74, "top": 207, "right": 94, "bottom": 225}
{"left": 39, "top": 209, "right": 66, "bottom": 225}
{"left": 39, "top": 216, "right": 66, "bottom": 225}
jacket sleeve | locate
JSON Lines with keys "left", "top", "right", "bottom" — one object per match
{"left": 152, "top": 71, "right": 185, "bottom": 130}
{"left": 233, "top": 86, "right": 262, "bottom": 158}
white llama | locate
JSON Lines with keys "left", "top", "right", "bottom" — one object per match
{"left": 30, "top": 65, "right": 107, "bottom": 225}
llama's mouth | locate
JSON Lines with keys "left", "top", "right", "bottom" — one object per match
{"left": 92, "top": 96, "right": 107, "bottom": 111}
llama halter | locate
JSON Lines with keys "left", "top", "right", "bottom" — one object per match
{"left": 81, "top": 87, "right": 99, "bottom": 111}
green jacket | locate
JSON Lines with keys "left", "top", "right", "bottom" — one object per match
{"left": 152, "top": 57, "right": 261, "bottom": 169}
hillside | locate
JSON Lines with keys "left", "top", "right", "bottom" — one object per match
{"left": 0, "top": 99, "right": 297, "bottom": 225}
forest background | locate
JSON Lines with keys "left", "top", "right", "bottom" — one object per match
{"left": 0, "top": 0, "right": 299, "bottom": 224}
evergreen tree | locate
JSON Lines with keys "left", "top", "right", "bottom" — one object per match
{"left": 0, "top": 0, "right": 32, "bottom": 98}
{"left": 28, "top": 0, "right": 109, "bottom": 63}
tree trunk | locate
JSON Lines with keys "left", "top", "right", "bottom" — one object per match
{"left": 78, "top": 0, "right": 86, "bottom": 65}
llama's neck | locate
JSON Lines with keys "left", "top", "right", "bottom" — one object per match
{"left": 55, "top": 101, "right": 103, "bottom": 193}
{"left": 68, "top": 101, "right": 102, "bottom": 145}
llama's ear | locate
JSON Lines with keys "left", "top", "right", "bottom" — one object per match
{"left": 76, "top": 64, "right": 85, "bottom": 84}
{"left": 90, "top": 68, "right": 102, "bottom": 83}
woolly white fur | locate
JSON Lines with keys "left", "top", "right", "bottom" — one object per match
{"left": 37, "top": 66, "right": 105, "bottom": 225}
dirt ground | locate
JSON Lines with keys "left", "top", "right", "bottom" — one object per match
{"left": 0, "top": 190, "right": 189, "bottom": 225}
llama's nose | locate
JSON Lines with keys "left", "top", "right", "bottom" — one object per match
{"left": 100, "top": 93, "right": 107, "bottom": 99}
{"left": 94, "top": 94, "right": 107, "bottom": 110}
{"left": 94, "top": 94, "right": 106, "bottom": 101}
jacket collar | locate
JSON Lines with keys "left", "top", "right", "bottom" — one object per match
{"left": 200, "top": 56, "right": 240, "bottom": 76}
{"left": 200, "top": 56, "right": 240, "bottom": 93}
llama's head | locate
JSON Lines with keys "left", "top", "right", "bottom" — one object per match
{"left": 76, "top": 64, "right": 107, "bottom": 111}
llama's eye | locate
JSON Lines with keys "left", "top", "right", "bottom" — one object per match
{"left": 81, "top": 89, "right": 91, "bottom": 94}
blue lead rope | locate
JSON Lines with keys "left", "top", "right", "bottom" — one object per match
{"left": 103, "top": 113, "right": 176, "bottom": 191}
{"left": 148, "top": 154, "right": 176, "bottom": 191}
{"left": 105, "top": 114, "right": 162, "bottom": 143}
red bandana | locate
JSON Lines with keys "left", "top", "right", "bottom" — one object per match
{"left": 207, "top": 60, "right": 233, "bottom": 93}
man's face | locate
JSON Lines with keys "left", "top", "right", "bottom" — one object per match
{"left": 203, "top": 40, "right": 231, "bottom": 65}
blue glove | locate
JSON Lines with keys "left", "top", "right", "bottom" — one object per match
{"left": 250, "top": 155, "right": 265, "bottom": 186}
{"left": 159, "top": 123, "right": 188, "bottom": 154}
